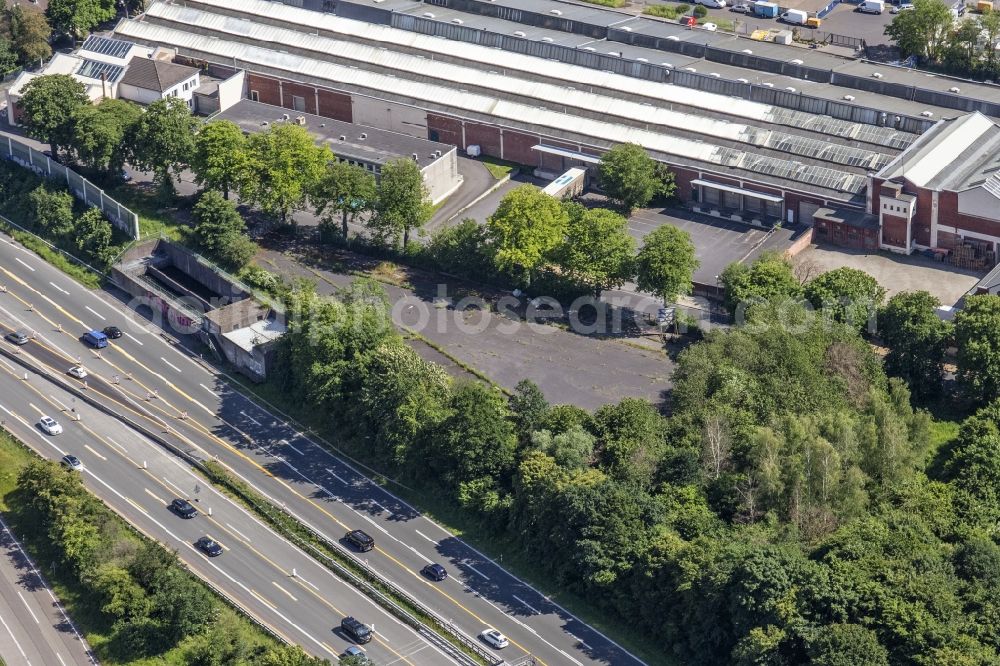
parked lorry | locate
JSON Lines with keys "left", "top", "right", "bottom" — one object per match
{"left": 754, "top": 1, "right": 779, "bottom": 16}
{"left": 859, "top": 0, "right": 885, "bottom": 12}
{"left": 780, "top": 8, "right": 809, "bottom": 23}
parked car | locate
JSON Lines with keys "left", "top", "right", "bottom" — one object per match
{"left": 103, "top": 326, "right": 123, "bottom": 339}
{"left": 421, "top": 563, "right": 448, "bottom": 581}
{"left": 38, "top": 416, "right": 63, "bottom": 435}
{"left": 890, "top": 2, "right": 913, "bottom": 11}
{"left": 695, "top": 0, "right": 727, "bottom": 6}
{"left": 4, "top": 330, "right": 29, "bottom": 346}
{"left": 345, "top": 529, "right": 375, "bottom": 552}
{"left": 60, "top": 454, "right": 83, "bottom": 471}
{"left": 340, "top": 617, "right": 373, "bottom": 644}
{"left": 341, "top": 646, "right": 369, "bottom": 662}
{"left": 67, "top": 365, "right": 88, "bottom": 379}
{"left": 730, "top": 2, "right": 752, "bottom": 11}
{"left": 195, "top": 536, "right": 223, "bottom": 557}
{"left": 170, "top": 498, "right": 198, "bottom": 518}
{"left": 480, "top": 628, "right": 509, "bottom": 649}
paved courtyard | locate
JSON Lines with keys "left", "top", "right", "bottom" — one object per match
{"left": 793, "top": 244, "right": 983, "bottom": 307}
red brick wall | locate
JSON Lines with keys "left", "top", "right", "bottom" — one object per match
{"left": 465, "top": 123, "right": 503, "bottom": 161}
{"left": 317, "top": 89, "right": 352, "bottom": 123}
{"left": 882, "top": 214, "right": 908, "bottom": 248}
{"left": 783, "top": 192, "right": 824, "bottom": 224}
{"left": 937, "top": 229, "right": 961, "bottom": 250}
{"left": 537, "top": 139, "right": 579, "bottom": 173}
{"left": 427, "top": 114, "right": 463, "bottom": 147}
{"left": 280, "top": 82, "right": 317, "bottom": 115}
{"left": 246, "top": 74, "right": 281, "bottom": 107}
{"left": 501, "top": 129, "right": 541, "bottom": 165}
{"left": 911, "top": 182, "right": 933, "bottom": 247}
{"left": 672, "top": 167, "right": 698, "bottom": 202}
{"left": 937, "top": 190, "right": 1000, "bottom": 242}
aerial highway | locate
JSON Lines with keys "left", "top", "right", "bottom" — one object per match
{"left": 0, "top": 234, "right": 644, "bottom": 666}
{"left": 0, "top": 349, "right": 458, "bottom": 665}
{"left": 0, "top": 512, "right": 96, "bottom": 666}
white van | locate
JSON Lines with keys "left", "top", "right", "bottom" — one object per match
{"left": 859, "top": 0, "right": 885, "bottom": 13}
{"left": 780, "top": 8, "right": 808, "bottom": 23}
{"left": 697, "top": 0, "right": 728, "bottom": 8}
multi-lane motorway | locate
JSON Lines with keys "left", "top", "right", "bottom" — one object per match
{"left": 0, "top": 233, "right": 644, "bottom": 666}
{"left": 0, "top": 512, "right": 96, "bottom": 666}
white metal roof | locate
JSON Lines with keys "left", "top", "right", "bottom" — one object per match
{"left": 115, "top": 18, "right": 866, "bottom": 193}
{"left": 879, "top": 112, "right": 996, "bottom": 187}
{"left": 160, "top": 0, "right": 903, "bottom": 148}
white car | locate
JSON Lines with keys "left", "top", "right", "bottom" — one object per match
{"left": 38, "top": 416, "right": 63, "bottom": 435}
{"left": 67, "top": 365, "right": 88, "bottom": 379}
{"left": 60, "top": 455, "right": 83, "bottom": 471}
{"left": 696, "top": 0, "right": 727, "bottom": 7}
{"left": 891, "top": 2, "right": 913, "bottom": 11}
{"left": 701, "top": 21, "right": 718, "bottom": 30}
{"left": 480, "top": 628, "right": 509, "bottom": 649}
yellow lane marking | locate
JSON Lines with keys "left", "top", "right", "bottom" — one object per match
{"left": 271, "top": 580, "right": 298, "bottom": 602}
{"left": 83, "top": 443, "right": 107, "bottom": 461}
{"left": 249, "top": 588, "right": 278, "bottom": 612}
{"left": 125, "top": 497, "right": 148, "bottom": 515}
{"left": 144, "top": 487, "right": 167, "bottom": 505}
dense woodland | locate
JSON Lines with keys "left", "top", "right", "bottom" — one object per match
{"left": 272, "top": 250, "right": 1000, "bottom": 664}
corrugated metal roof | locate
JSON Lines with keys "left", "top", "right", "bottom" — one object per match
{"left": 163, "top": 0, "right": 909, "bottom": 150}
{"left": 142, "top": 2, "right": 889, "bottom": 170}
{"left": 115, "top": 19, "right": 866, "bottom": 193}
{"left": 879, "top": 112, "right": 996, "bottom": 187}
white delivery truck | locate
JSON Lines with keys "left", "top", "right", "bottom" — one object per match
{"left": 859, "top": 0, "right": 885, "bottom": 12}
{"left": 780, "top": 8, "right": 809, "bottom": 22}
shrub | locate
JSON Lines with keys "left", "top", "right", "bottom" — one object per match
{"left": 693, "top": 4, "right": 708, "bottom": 17}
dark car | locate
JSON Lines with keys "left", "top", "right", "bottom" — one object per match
{"left": 195, "top": 536, "right": 223, "bottom": 557}
{"left": 340, "top": 616, "right": 373, "bottom": 644}
{"left": 4, "top": 330, "right": 29, "bottom": 346}
{"left": 421, "top": 563, "right": 448, "bottom": 581}
{"left": 345, "top": 529, "right": 375, "bottom": 552}
{"left": 171, "top": 498, "right": 198, "bottom": 518}
{"left": 103, "top": 326, "right": 123, "bottom": 339}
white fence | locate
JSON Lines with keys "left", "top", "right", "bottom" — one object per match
{"left": 0, "top": 135, "right": 140, "bottom": 239}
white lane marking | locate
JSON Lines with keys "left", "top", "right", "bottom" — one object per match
{"left": 0, "top": 356, "right": 15, "bottom": 372}
{"left": 198, "top": 383, "right": 213, "bottom": 393}
{"left": 280, "top": 439, "right": 304, "bottom": 455}
{"left": 84, "top": 306, "right": 105, "bottom": 321}
{"left": 0, "top": 611, "right": 28, "bottom": 659}
{"left": 408, "top": 545, "right": 433, "bottom": 564}
{"left": 15, "top": 591, "right": 39, "bottom": 624}
{"left": 48, "top": 395, "right": 67, "bottom": 411}
{"left": 144, "top": 488, "right": 167, "bottom": 505}
{"left": 240, "top": 410, "right": 261, "bottom": 426}
{"left": 463, "top": 563, "right": 491, "bottom": 580}
{"left": 48, "top": 281, "right": 69, "bottom": 295}
{"left": 56, "top": 653, "right": 67, "bottom": 666}
{"left": 513, "top": 594, "right": 541, "bottom": 616}
{"left": 361, "top": 514, "right": 390, "bottom": 536}
{"left": 161, "top": 477, "right": 186, "bottom": 496}
{"left": 559, "top": 648, "right": 584, "bottom": 666}
{"left": 325, "top": 468, "right": 349, "bottom": 484}
{"left": 14, "top": 256, "right": 34, "bottom": 272}
{"left": 271, "top": 580, "right": 298, "bottom": 602}
{"left": 83, "top": 444, "right": 107, "bottom": 461}
{"left": 225, "top": 523, "right": 251, "bottom": 543}
{"left": 105, "top": 437, "right": 128, "bottom": 454}
{"left": 370, "top": 500, "right": 392, "bottom": 517}
{"left": 415, "top": 529, "right": 437, "bottom": 545}
{"left": 125, "top": 332, "right": 143, "bottom": 346}
{"left": 296, "top": 574, "right": 320, "bottom": 592}
{"left": 160, "top": 357, "right": 181, "bottom": 373}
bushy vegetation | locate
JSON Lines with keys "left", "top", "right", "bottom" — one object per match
{"left": 6, "top": 452, "right": 328, "bottom": 666}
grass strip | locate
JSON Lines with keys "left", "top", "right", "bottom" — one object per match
{"left": 0, "top": 221, "right": 102, "bottom": 289}
{"left": 199, "top": 460, "right": 494, "bottom": 666}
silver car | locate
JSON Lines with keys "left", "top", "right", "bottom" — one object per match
{"left": 38, "top": 416, "right": 63, "bottom": 435}
{"left": 480, "top": 628, "right": 509, "bottom": 649}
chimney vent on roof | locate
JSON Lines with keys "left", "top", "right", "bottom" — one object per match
{"left": 790, "top": 58, "right": 803, "bottom": 64}
{"left": 737, "top": 78, "right": 749, "bottom": 83}
{"left": 843, "top": 94, "right": 855, "bottom": 101}
{"left": 921, "top": 110, "right": 934, "bottom": 117}
{"left": 422, "top": 12, "right": 435, "bottom": 18}
{"left": 871, "top": 72, "right": 883, "bottom": 79}
{"left": 412, "top": 153, "right": 419, "bottom": 161}
{"left": 949, "top": 86, "right": 960, "bottom": 93}
{"left": 360, "top": 132, "right": 367, "bottom": 140}
{"left": 452, "top": 18, "right": 463, "bottom": 24}
{"left": 296, "top": 115, "right": 305, "bottom": 125}
{"left": 513, "top": 30, "right": 526, "bottom": 37}
{"left": 742, "top": 49, "right": 753, "bottom": 54}
{"left": 339, "top": 135, "right": 346, "bottom": 141}
{"left": 550, "top": 8, "right": 562, "bottom": 14}
{"left": 281, "top": 113, "right": 290, "bottom": 121}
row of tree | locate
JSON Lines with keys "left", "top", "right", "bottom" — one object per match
{"left": 885, "top": 0, "right": 1000, "bottom": 79}
{"left": 271, "top": 271, "right": 1000, "bottom": 664}
{"left": 0, "top": 6, "right": 52, "bottom": 71}
{"left": 15, "top": 459, "right": 330, "bottom": 665}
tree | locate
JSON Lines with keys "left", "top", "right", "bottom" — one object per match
{"left": 486, "top": 184, "right": 569, "bottom": 285}
{"left": 879, "top": 291, "right": 950, "bottom": 399}
{"left": 720, "top": 251, "right": 801, "bottom": 315}
{"left": 0, "top": 37, "right": 18, "bottom": 73}
{"left": 597, "top": 143, "right": 661, "bottom": 213}
{"left": 45, "top": 0, "right": 115, "bottom": 38}
{"left": 803, "top": 267, "right": 885, "bottom": 332}
{"left": 593, "top": 397, "right": 666, "bottom": 486}
{"left": 982, "top": 9, "right": 1000, "bottom": 72}
{"left": 312, "top": 160, "right": 377, "bottom": 240}
{"left": 943, "top": 17, "right": 982, "bottom": 72}
{"left": 510, "top": 379, "right": 549, "bottom": 441}
{"left": 18, "top": 74, "right": 89, "bottom": 156}
{"left": 7, "top": 6, "right": 52, "bottom": 65}
{"left": 74, "top": 207, "right": 114, "bottom": 265}
{"left": 635, "top": 224, "right": 699, "bottom": 304}
{"left": 191, "top": 120, "right": 250, "bottom": 200}
{"left": 370, "top": 157, "right": 430, "bottom": 246}
{"left": 71, "top": 99, "right": 142, "bottom": 174}
{"left": 26, "top": 185, "right": 74, "bottom": 237}
{"left": 241, "top": 123, "right": 330, "bottom": 225}
{"left": 193, "top": 190, "right": 256, "bottom": 270}
{"left": 884, "top": 0, "right": 954, "bottom": 61}
{"left": 127, "top": 97, "right": 198, "bottom": 197}
{"left": 955, "top": 294, "right": 1000, "bottom": 406}
{"left": 556, "top": 204, "right": 635, "bottom": 297}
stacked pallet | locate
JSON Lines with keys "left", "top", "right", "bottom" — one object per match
{"left": 949, "top": 238, "right": 996, "bottom": 271}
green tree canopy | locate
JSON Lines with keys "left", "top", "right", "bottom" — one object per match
{"left": 635, "top": 224, "right": 699, "bottom": 304}
{"left": 486, "top": 184, "right": 568, "bottom": 285}
{"left": 369, "top": 157, "right": 431, "bottom": 246}
{"left": 45, "top": 0, "right": 115, "bottom": 37}
{"left": 884, "top": 0, "right": 954, "bottom": 60}
{"left": 555, "top": 203, "right": 635, "bottom": 297}
{"left": 955, "top": 294, "right": 1000, "bottom": 406}
{"left": 597, "top": 142, "right": 661, "bottom": 212}
{"left": 74, "top": 207, "right": 114, "bottom": 266}
{"left": 241, "top": 123, "right": 330, "bottom": 224}
{"left": 26, "top": 184, "right": 74, "bottom": 237}
{"left": 7, "top": 6, "right": 52, "bottom": 64}
{"left": 720, "top": 251, "right": 801, "bottom": 316}
{"left": 18, "top": 74, "right": 88, "bottom": 156}
{"left": 127, "top": 97, "right": 198, "bottom": 196}
{"left": 191, "top": 120, "right": 251, "bottom": 200}
{"left": 879, "top": 290, "right": 950, "bottom": 399}
{"left": 313, "top": 160, "right": 377, "bottom": 241}
{"left": 71, "top": 98, "right": 142, "bottom": 174}
{"left": 803, "top": 267, "right": 885, "bottom": 331}
{"left": 192, "top": 190, "right": 256, "bottom": 271}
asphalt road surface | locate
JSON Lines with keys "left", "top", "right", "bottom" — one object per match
{"left": 0, "top": 234, "right": 645, "bottom": 666}
{"left": 0, "top": 513, "right": 96, "bottom": 666}
{"left": 0, "top": 350, "right": 457, "bottom": 664}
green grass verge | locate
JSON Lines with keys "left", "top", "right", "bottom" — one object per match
{"left": 478, "top": 157, "right": 520, "bottom": 180}
{"left": 199, "top": 460, "right": 491, "bottom": 666}
{"left": 110, "top": 186, "right": 191, "bottom": 242}
{"left": 0, "top": 431, "right": 279, "bottom": 666}
{"left": 643, "top": 4, "right": 688, "bottom": 18}
{"left": 576, "top": 0, "right": 626, "bottom": 7}
{"left": 0, "top": 221, "right": 103, "bottom": 289}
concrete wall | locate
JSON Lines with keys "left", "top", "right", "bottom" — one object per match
{"left": 421, "top": 147, "right": 461, "bottom": 204}
{"left": 217, "top": 70, "right": 246, "bottom": 113}
{"left": 351, "top": 95, "right": 428, "bottom": 138}
{"left": 158, "top": 241, "right": 251, "bottom": 304}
